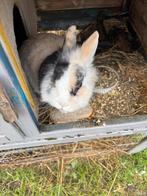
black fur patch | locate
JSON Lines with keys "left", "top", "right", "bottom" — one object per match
{"left": 39, "top": 49, "right": 69, "bottom": 87}
{"left": 70, "top": 69, "right": 84, "bottom": 96}
{"left": 52, "top": 61, "right": 68, "bottom": 82}
{"left": 39, "top": 50, "right": 59, "bottom": 83}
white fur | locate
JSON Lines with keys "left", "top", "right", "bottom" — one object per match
{"left": 40, "top": 47, "right": 98, "bottom": 113}
{"left": 40, "top": 28, "right": 99, "bottom": 113}
{"left": 62, "top": 66, "right": 97, "bottom": 113}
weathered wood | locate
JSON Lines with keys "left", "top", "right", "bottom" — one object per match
{"left": 0, "top": 0, "right": 37, "bottom": 115}
{"left": 35, "top": 0, "right": 123, "bottom": 11}
{"left": 130, "top": 0, "right": 147, "bottom": 55}
{"left": 50, "top": 106, "right": 93, "bottom": 123}
{"left": 37, "top": 8, "right": 99, "bottom": 30}
{"left": 0, "top": 85, "right": 17, "bottom": 123}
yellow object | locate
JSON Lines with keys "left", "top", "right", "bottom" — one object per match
{"left": 0, "top": 22, "right": 35, "bottom": 111}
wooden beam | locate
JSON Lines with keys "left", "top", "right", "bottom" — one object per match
{"left": 35, "top": 0, "right": 123, "bottom": 11}
{"left": 130, "top": 0, "right": 147, "bottom": 56}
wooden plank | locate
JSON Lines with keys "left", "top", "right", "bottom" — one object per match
{"left": 0, "top": 114, "right": 147, "bottom": 151}
{"left": 35, "top": 0, "right": 123, "bottom": 11}
{"left": 0, "top": 22, "right": 36, "bottom": 113}
{"left": 0, "top": 123, "right": 146, "bottom": 151}
{"left": 37, "top": 8, "right": 98, "bottom": 30}
{"left": 0, "top": 84, "right": 17, "bottom": 123}
{"left": 37, "top": 8, "right": 122, "bottom": 31}
{"left": 130, "top": 0, "right": 147, "bottom": 55}
{"left": 0, "top": 44, "right": 40, "bottom": 137}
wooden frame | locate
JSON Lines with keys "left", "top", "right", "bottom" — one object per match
{"left": 36, "top": 0, "right": 124, "bottom": 11}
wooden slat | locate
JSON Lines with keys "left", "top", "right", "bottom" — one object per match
{"left": 130, "top": 0, "right": 147, "bottom": 55}
{"left": 0, "top": 22, "right": 36, "bottom": 113}
{"left": 36, "top": 0, "right": 123, "bottom": 11}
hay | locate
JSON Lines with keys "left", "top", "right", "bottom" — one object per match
{"left": 91, "top": 50, "right": 147, "bottom": 124}
{"left": 39, "top": 50, "right": 147, "bottom": 125}
{"left": 0, "top": 135, "right": 143, "bottom": 168}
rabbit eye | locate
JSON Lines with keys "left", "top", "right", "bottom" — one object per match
{"left": 70, "top": 70, "right": 84, "bottom": 96}
{"left": 70, "top": 82, "right": 82, "bottom": 96}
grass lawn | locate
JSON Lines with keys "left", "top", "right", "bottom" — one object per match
{"left": 0, "top": 149, "right": 147, "bottom": 196}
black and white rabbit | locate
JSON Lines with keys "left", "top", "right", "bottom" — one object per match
{"left": 20, "top": 26, "right": 99, "bottom": 113}
{"left": 39, "top": 26, "right": 99, "bottom": 113}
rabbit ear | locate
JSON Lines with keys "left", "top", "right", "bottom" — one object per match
{"left": 80, "top": 31, "right": 99, "bottom": 64}
{"left": 63, "top": 25, "right": 77, "bottom": 51}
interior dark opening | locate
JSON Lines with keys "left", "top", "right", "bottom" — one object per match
{"left": 13, "top": 5, "right": 28, "bottom": 50}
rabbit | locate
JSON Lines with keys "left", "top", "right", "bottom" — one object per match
{"left": 38, "top": 25, "right": 99, "bottom": 113}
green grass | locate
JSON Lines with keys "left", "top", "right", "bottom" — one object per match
{"left": 0, "top": 150, "right": 147, "bottom": 196}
